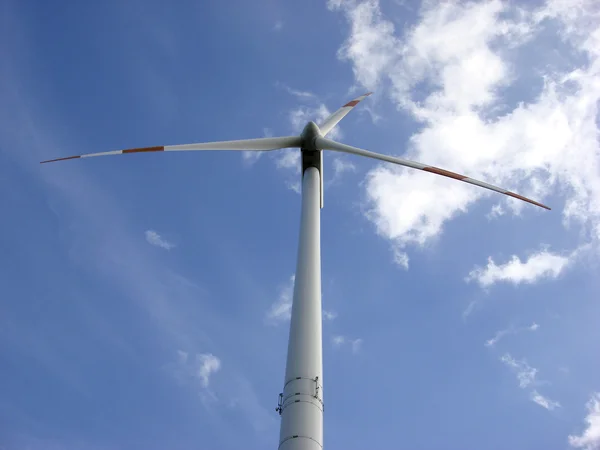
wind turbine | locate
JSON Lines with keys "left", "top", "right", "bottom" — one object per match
{"left": 41, "top": 92, "right": 550, "bottom": 450}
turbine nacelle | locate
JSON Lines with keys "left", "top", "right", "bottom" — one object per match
{"left": 300, "top": 121, "right": 322, "bottom": 151}
{"left": 300, "top": 121, "right": 324, "bottom": 209}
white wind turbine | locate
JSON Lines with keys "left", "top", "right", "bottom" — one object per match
{"left": 42, "top": 92, "right": 550, "bottom": 450}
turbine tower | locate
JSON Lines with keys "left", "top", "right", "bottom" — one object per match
{"left": 41, "top": 92, "right": 550, "bottom": 450}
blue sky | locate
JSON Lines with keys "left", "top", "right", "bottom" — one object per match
{"left": 1, "top": 0, "right": 600, "bottom": 449}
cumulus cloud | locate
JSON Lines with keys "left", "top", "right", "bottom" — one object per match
{"left": 266, "top": 275, "right": 295, "bottom": 323}
{"left": 145, "top": 230, "right": 175, "bottom": 250}
{"left": 466, "top": 250, "right": 570, "bottom": 287}
{"left": 569, "top": 393, "right": 600, "bottom": 449}
{"left": 330, "top": 0, "right": 600, "bottom": 256}
{"left": 328, "top": 0, "right": 399, "bottom": 89}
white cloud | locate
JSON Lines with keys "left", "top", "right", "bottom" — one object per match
{"left": 323, "top": 310, "right": 338, "bottom": 321}
{"left": 279, "top": 84, "right": 317, "bottom": 100}
{"left": 466, "top": 250, "right": 570, "bottom": 288}
{"left": 351, "top": 338, "right": 363, "bottom": 353}
{"left": 530, "top": 390, "right": 561, "bottom": 410}
{"left": 332, "top": 335, "right": 346, "bottom": 347}
{"left": 275, "top": 87, "right": 354, "bottom": 191}
{"left": 273, "top": 20, "right": 283, "bottom": 32}
{"left": 499, "top": 353, "right": 560, "bottom": 411}
{"left": 485, "top": 322, "right": 539, "bottom": 347}
{"left": 288, "top": 103, "right": 343, "bottom": 141}
{"left": 276, "top": 149, "right": 301, "bottom": 173}
{"left": 500, "top": 353, "right": 537, "bottom": 388}
{"left": 276, "top": 104, "right": 335, "bottom": 192}
{"left": 332, "top": 335, "right": 363, "bottom": 353}
{"left": 328, "top": 0, "right": 399, "bottom": 89}
{"left": 242, "top": 128, "right": 273, "bottom": 165}
{"left": 485, "top": 329, "right": 512, "bottom": 348}
{"left": 569, "top": 393, "right": 600, "bottom": 449}
{"left": 487, "top": 204, "right": 505, "bottom": 220}
{"left": 171, "top": 350, "right": 221, "bottom": 389}
{"left": 266, "top": 275, "right": 295, "bottom": 323}
{"left": 266, "top": 279, "right": 336, "bottom": 324}
{"left": 177, "top": 349, "right": 188, "bottom": 364}
{"left": 145, "top": 230, "right": 175, "bottom": 250}
{"left": 331, "top": 157, "right": 357, "bottom": 182}
{"left": 330, "top": 0, "right": 600, "bottom": 257}
{"left": 286, "top": 180, "right": 301, "bottom": 194}
{"left": 391, "top": 245, "right": 409, "bottom": 270}
{"left": 196, "top": 353, "right": 221, "bottom": 388}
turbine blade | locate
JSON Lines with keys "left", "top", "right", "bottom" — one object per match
{"left": 40, "top": 136, "right": 302, "bottom": 164}
{"left": 316, "top": 137, "right": 551, "bottom": 210}
{"left": 318, "top": 92, "right": 372, "bottom": 137}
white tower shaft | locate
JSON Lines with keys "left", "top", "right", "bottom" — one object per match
{"left": 278, "top": 166, "right": 324, "bottom": 450}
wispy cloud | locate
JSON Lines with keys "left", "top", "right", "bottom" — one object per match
{"left": 500, "top": 353, "right": 560, "bottom": 411}
{"left": 171, "top": 350, "right": 221, "bottom": 389}
{"left": 530, "top": 390, "right": 561, "bottom": 411}
{"left": 277, "top": 83, "right": 317, "bottom": 101}
{"left": 391, "top": 245, "right": 409, "bottom": 270}
{"left": 485, "top": 322, "right": 539, "bottom": 347}
{"left": 500, "top": 353, "right": 538, "bottom": 388}
{"left": 332, "top": 335, "right": 345, "bottom": 347}
{"left": 1, "top": 8, "right": 274, "bottom": 444}
{"left": 276, "top": 149, "right": 301, "bottom": 173}
{"left": 274, "top": 86, "right": 347, "bottom": 190}
{"left": 197, "top": 353, "right": 221, "bottom": 388}
{"left": 328, "top": 157, "right": 357, "bottom": 186}
{"left": 265, "top": 277, "right": 336, "bottom": 324}
{"left": 265, "top": 275, "right": 295, "bottom": 323}
{"left": 332, "top": 335, "right": 363, "bottom": 353}
{"left": 486, "top": 204, "right": 505, "bottom": 220}
{"left": 569, "top": 393, "right": 600, "bottom": 449}
{"left": 288, "top": 103, "right": 342, "bottom": 141}
{"left": 466, "top": 251, "right": 570, "bottom": 288}
{"left": 351, "top": 338, "right": 363, "bottom": 353}
{"left": 242, "top": 128, "right": 273, "bottom": 166}
{"left": 323, "top": 310, "right": 337, "bottom": 321}
{"left": 332, "top": 157, "right": 356, "bottom": 177}
{"left": 145, "top": 230, "right": 175, "bottom": 250}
